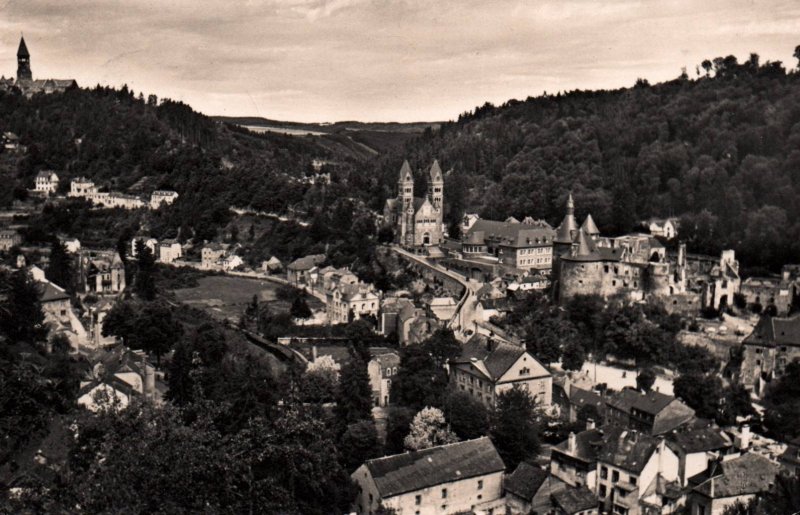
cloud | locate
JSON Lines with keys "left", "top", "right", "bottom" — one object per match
{"left": 1, "top": 0, "right": 798, "bottom": 121}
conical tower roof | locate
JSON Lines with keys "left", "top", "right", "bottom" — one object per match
{"left": 429, "top": 159, "right": 443, "bottom": 182}
{"left": 581, "top": 214, "right": 600, "bottom": 236}
{"left": 398, "top": 160, "right": 413, "bottom": 182}
{"left": 17, "top": 36, "right": 29, "bottom": 58}
{"left": 573, "top": 228, "right": 597, "bottom": 257}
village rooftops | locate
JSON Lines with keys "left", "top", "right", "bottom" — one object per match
{"left": 743, "top": 313, "right": 800, "bottom": 347}
{"left": 689, "top": 452, "right": 779, "bottom": 499}
{"left": 504, "top": 462, "right": 549, "bottom": 500}
{"left": 607, "top": 387, "right": 695, "bottom": 435}
{"left": 287, "top": 254, "right": 326, "bottom": 271}
{"left": 364, "top": 437, "right": 505, "bottom": 499}
{"left": 552, "top": 428, "right": 604, "bottom": 464}
{"left": 453, "top": 335, "right": 548, "bottom": 382}
{"left": 597, "top": 427, "right": 662, "bottom": 474}
{"left": 667, "top": 426, "right": 732, "bottom": 454}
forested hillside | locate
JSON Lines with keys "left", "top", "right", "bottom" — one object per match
{"left": 372, "top": 54, "right": 800, "bottom": 271}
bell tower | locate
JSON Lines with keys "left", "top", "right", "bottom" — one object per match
{"left": 17, "top": 36, "right": 32, "bottom": 82}
{"left": 398, "top": 160, "right": 415, "bottom": 245}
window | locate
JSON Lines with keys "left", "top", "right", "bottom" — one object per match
{"left": 599, "top": 485, "right": 607, "bottom": 498}
{"left": 442, "top": 488, "right": 447, "bottom": 499}
{"left": 415, "top": 495, "right": 421, "bottom": 505}
{"left": 478, "top": 479, "right": 483, "bottom": 490}
{"left": 612, "top": 470, "right": 619, "bottom": 482}
{"left": 630, "top": 475, "right": 637, "bottom": 486}
{"left": 600, "top": 466, "right": 608, "bottom": 479}
{"left": 477, "top": 494, "right": 482, "bottom": 500}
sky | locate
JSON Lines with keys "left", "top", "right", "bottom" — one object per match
{"left": 0, "top": 0, "right": 798, "bottom": 122}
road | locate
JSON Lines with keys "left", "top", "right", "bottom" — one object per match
{"left": 390, "top": 246, "right": 483, "bottom": 342}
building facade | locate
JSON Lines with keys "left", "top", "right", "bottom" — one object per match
{"left": 461, "top": 217, "right": 556, "bottom": 272}
{"left": 383, "top": 160, "right": 444, "bottom": 248}
{"left": 34, "top": 170, "right": 59, "bottom": 195}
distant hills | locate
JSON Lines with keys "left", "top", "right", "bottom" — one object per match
{"left": 214, "top": 116, "right": 441, "bottom": 156}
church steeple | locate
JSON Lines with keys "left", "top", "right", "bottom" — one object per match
{"left": 16, "top": 36, "right": 32, "bottom": 82}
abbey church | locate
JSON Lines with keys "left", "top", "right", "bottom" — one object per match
{"left": 0, "top": 36, "right": 77, "bottom": 96}
{"left": 383, "top": 160, "right": 445, "bottom": 248}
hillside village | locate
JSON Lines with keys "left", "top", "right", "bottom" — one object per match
{"left": 2, "top": 33, "right": 800, "bottom": 515}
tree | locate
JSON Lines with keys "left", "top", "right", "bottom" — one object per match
{"left": 131, "top": 303, "right": 183, "bottom": 365}
{"left": 422, "top": 328, "right": 461, "bottom": 368}
{"left": 636, "top": 367, "right": 657, "bottom": 392}
{"left": 334, "top": 354, "right": 373, "bottom": 431}
{"left": 562, "top": 341, "right": 586, "bottom": 371}
{"left": 764, "top": 361, "right": 800, "bottom": 440}
{"left": 133, "top": 239, "right": 156, "bottom": 301}
{"left": 101, "top": 300, "right": 137, "bottom": 343}
{"left": 301, "top": 355, "right": 340, "bottom": 403}
{"left": 442, "top": 390, "right": 490, "bottom": 440}
{"left": 0, "top": 270, "right": 47, "bottom": 344}
{"left": 385, "top": 407, "right": 415, "bottom": 455}
{"left": 392, "top": 344, "right": 449, "bottom": 410}
{"left": 701, "top": 59, "right": 712, "bottom": 76}
{"left": 339, "top": 420, "right": 382, "bottom": 472}
{"left": 491, "top": 385, "right": 540, "bottom": 470}
{"left": 794, "top": 45, "right": 800, "bottom": 69}
{"left": 404, "top": 406, "right": 459, "bottom": 451}
{"left": 47, "top": 237, "right": 73, "bottom": 291}
{"left": 290, "top": 295, "right": 313, "bottom": 320}
{"left": 674, "top": 372, "right": 723, "bottom": 420}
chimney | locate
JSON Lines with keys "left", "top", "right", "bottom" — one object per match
{"left": 737, "top": 425, "right": 751, "bottom": 450}
{"left": 568, "top": 432, "right": 577, "bottom": 454}
{"left": 586, "top": 418, "right": 596, "bottom": 431}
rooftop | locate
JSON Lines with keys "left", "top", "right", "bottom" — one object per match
{"left": 690, "top": 452, "right": 779, "bottom": 499}
{"left": 552, "top": 486, "right": 598, "bottom": 514}
{"left": 504, "top": 462, "right": 548, "bottom": 500}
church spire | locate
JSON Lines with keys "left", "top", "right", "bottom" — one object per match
{"left": 17, "top": 36, "right": 30, "bottom": 58}
{"left": 16, "top": 35, "right": 32, "bottom": 82}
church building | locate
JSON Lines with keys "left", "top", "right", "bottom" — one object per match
{"left": 383, "top": 160, "right": 445, "bottom": 248}
{"left": 9, "top": 36, "right": 77, "bottom": 96}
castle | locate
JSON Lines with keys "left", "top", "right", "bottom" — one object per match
{"left": 383, "top": 160, "right": 444, "bottom": 248}
{"left": 0, "top": 36, "right": 77, "bottom": 96}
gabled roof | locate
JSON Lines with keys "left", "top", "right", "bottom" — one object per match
{"left": 667, "top": 426, "right": 732, "bottom": 454}
{"left": 504, "top": 462, "right": 548, "bottom": 500}
{"left": 552, "top": 428, "right": 604, "bottom": 463}
{"left": 38, "top": 280, "right": 69, "bottom": 303}
{"left": 398, "top": 160, "right": 413, "bottom": 182}
{"left": 17, "top": 36, "right": 30, "bottom": 58}
{"left": 607, "top": 388, "right": 675, "bottom": 416}
{"left": 690, "top": 452, "right": 779, "bottom": 499}
{"left": 452, "top": 335, "right": 546, "bottom": 382}
{"left": 464, "top": 219, "right": 555, "bottom": 248}
{"left": 288, "top": 253, "right": 326, "bottom": 271}
{"left": 596, "top": 428, "right": 661, "bottom": 473}
{"left": 364, "top": 437, "right": 505, "bottom": 498}
{"left": 744, "top": 314, "right": 800, "bottom": 347}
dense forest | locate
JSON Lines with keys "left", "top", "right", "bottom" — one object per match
{"left": 369, "top": 52, "right": 800, "bottom": 271}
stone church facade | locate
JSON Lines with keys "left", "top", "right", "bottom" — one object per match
{"left": 383, "top": 160, "right": 444, "bottom": 248}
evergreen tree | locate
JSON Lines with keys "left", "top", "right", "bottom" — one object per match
{"left": 133, "top": 239, "right": 157, "bottom": 301}
{"left": 47, "top": 237, "right": 73, "bottom": 291}
{"left": 0, "top": 270, "right": 47, "bottom": 344}
{"left": 442, "top": 391, "right": 490, "bottom": 440}
{"left": 491, "top": 385, "right": 540, "bottom": 470}
{"left": 339, "top": 420, "right": 382, "bottom": 472}
{"left": 334, "top": 354, "right": 373, "bottom": 431}
{"left": 290, "top": 295, "right": 312, "bottom": 320}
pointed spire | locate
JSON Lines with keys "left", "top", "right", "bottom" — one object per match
{"left": 566, "top": 192, "right": 574, "bottom": 215}
{"left": 17, "top": 36, "right": 29, "bottom": 58}
{"left": 398, "top": 160, "right": 413, "bottom": 183}
{"left": 574, "top": 229, "right": 597, "bottom": 257}
{"left": 429, "top": 159, "right": 443, "bottom": 182}
{"left": 554, "top": 193, "right": 578, "bottom": 243}
{"left": 581, "top": 214, "right": 600, "bottom": 236}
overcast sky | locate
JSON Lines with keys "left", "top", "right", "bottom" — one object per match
{"left": 1, "top": 0, "right": 798, "bottom": 122}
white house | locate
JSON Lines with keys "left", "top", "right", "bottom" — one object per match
{"left": 367, "top": 350, "right": 400, "bottom": 407}
{"left": 34, "top": 170, "right": 59, "bottom": 195}
{"left": 150, "top": 190, "right": 179, "bottom": 209}
{"left": 158, "top": 239, "right": 182, "bottom": 264}
{"left": 69, "top": 177, "right": 97, "bottom": 197}
{"left": 351, "top": 437, "right": 506, "bottom": 515}
{"left": 59, "top": 237, "right": 81, "bottom": 253}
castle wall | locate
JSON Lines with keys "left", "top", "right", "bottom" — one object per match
{"left": 559, "top": 260, "right": 645, "bottom": 303}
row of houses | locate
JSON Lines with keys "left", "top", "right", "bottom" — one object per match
{"left": 131, "top": 236, "right": 183, "bottom": 264}
{"left": 68, "top": 177, "right": 178, "bottom": 210}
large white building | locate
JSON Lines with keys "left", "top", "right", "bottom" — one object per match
{"left": 34, "top": 170, "right": 59, "bottom": 195}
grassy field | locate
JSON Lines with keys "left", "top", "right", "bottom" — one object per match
{"left": 172, "top": 275, "right": 323, "bottom": 322}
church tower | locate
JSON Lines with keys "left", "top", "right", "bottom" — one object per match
{"left": 398, "top": 160, "right": 415, "bottom": 245}
{"left": 16, "top": 36, "right": 32, "bottom": 82}
{"left": 429, "top": 160, "right": 444, "bottom": 243}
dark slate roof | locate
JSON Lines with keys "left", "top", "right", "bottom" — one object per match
{"left": 504, "top": 462, "right": 548, "bottom": 500}
{"left": 287, "top": 253, "right": 326, "bottom": 271}
{"left": 597, "top": 428, "right": 660, "bottom": 473}
{"left": 552, "top": 486, "right": 598, "bottom": 514}
{"left": 464, "top": 219, "right": 555, "bottom": 249}
{"left": 365, "top": 437, "right": 505, "bottom": 498}
{"left": 691, "top": 453, "right": 779, "bottom": 499}
{"left": 581, "top": 214, "right": 600, "bottom": 235}
{"left": 570, "top": 388, "right": 606, "bottom": 415}
{"left": 453, "top": 336, "right": 530, "bottom": 381}
{"left": 668, "top": 427, "right": 731, "bottom": 454}
{"left": 38, "top": 281, "right": 69, "bottom": 303}
{"left": 607, "top": 388, "right": 675, "bottom": 416}
{"left": 744, "top": 314, "right": 800, "bottom": 347}
{"left": 17, "top": 36, "right": 29, "bottom": 58}
{"left": 551, "top": 428, "right": 605, "bottom": 464}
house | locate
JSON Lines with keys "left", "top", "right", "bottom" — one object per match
{"left": 78, "top": 348, "right": 158, "bottom": 411}
{"left": 287, "top": 254, "right": 326, "bottom": 285}
{"left": 641, "top": 218, "right": 679, "bottom": 239}
{"left": 595, "top": 428, "right": 680, "bottom": 515}
{"left": 552, "top": 486, "right": 599, "bottom": 515}
{"left": 0, "top": 229, "right": 21, "bottom": 251}
{"left": 327, "top": 282, "right": 380, "bottom": 324}
{"left": 667, "top": 425, "right": 733, "bottom": 487}
{"left": 461, "top": 213, "right": 480, "bottom": 235}
{"left": 505, "top": 462, "right": 569, "bottom": 515}
{"left": 506, "top": 273, "right": 550, "bottom": 293}
{"left": 378, "top": 296, "right": 415, "bottom": 337}
{"left": 554, "top": 378, "right": 606, "bottom": 424}
{"left": 78, "top": 251, "right": 126, "bottom": 294}
{"left": 605, "top": 387, "right": 695, "bottom": 436}
{"left": 69, "top": 177, "right": 97, "bottom": 197}
{"left": 367, "top": 350, "right": 400, "bottom": 407}
{"left": 427, "top": 296, "right": 458, "bottom": 322}
{"left": 221, "top": 254, "right": 243, "bottom": 271}
{"left": 474, "top": 296, "right": 512, "bottom": 324}
{"left": 449, "top": 335, "right": 552, "bottom": 408}
{"left": 739, "top": 313, "right": 800, "bottom": 396}
{"left": 104, "top": 193, "right": 145, "bottom": 210}
{"left": 461, "top": 217, "right": 556, "bottom": 272}
{"left": 261, "top": 256, "right": 282, "bottom": 273}
{"left": 38, "top": 279, "right": 71, "bottom": 326}
{"left": 158, "top": 240, "right": 182, "bottom": 264}
{"left": 550, "top": 428, "right": 603, "bottom": 490}
{"left": 201, "top": 243, "right": 228, "bottom": 269}
{"left": 34, "top": 170, "right": 59, "bottom": 195}
{"left": 351, "top": 437, "right": 506, "bottom": 515}
{"left": 739, "top": 276, "right": 793, "bottom": 315}
{"left": 149, "top": 190, "right": 179, "bottom": 209}
{"left": 686, "top": 452, "right": 780, "bottom": 515}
